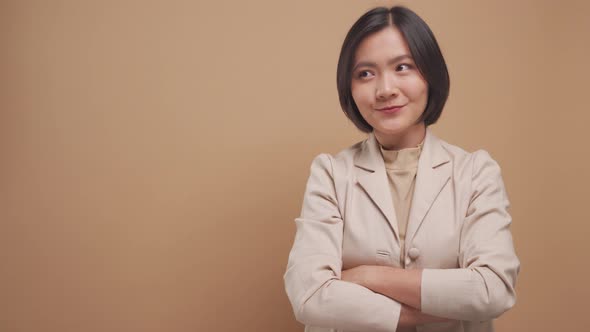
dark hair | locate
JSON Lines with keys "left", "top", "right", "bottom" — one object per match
{"left": 336, "top": 6, "right": 450, "bottom": 133}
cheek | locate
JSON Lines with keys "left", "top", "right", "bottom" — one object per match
{"left": 402, "top": 80, "right": 428, "bottom": 106}
{"left": 411, "top": 79, "right": 429, "bottom": 100}
{"left": 351, "top": 84, "right": 372, "bottom": 109}
{"left": 415, "top": 87, "right": 428, "bottom": 106}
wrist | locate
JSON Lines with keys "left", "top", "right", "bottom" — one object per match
{"left": 364, "top": 265, "right": 386, "bottom": 291}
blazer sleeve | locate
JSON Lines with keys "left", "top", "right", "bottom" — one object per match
{"left": 420, "top": 150, "right": 520, "bottom": 321}
{"left": 284, "top": 154, "right": 402, "bottom": 332}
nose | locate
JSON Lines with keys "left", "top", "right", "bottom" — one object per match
{"left": 375, "top": 73, "right": 399, "bottom": 100}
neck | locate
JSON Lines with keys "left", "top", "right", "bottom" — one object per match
{"left": 374, "top": 123, "right": 426, "bottom": 150}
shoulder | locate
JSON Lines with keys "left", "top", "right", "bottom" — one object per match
{"left": 308, "top": 137, "right": 366, "bottom": 173}
{"left": 436, "top": 136, "right": 507, "bottom": 202}
{"left": 303, "top": 140, "right": 366, "bottom": 207}
{"left": 436, "top": 136, "right": 503, "bottom": 177}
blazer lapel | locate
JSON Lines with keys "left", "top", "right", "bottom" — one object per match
{"left": 405, "top": 129, "right": 451, "bottom": 244}
{"left": 354, "top": 132, "right": 400, "bottom": 241}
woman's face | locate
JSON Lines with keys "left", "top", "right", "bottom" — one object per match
{"left": 351, "top": 26, "right": 428, "bottom": 147}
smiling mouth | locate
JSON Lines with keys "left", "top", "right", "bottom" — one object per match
{"left": 376, "top": 105, "right": 405, "bottom": 113}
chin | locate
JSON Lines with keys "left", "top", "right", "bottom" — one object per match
{"left": 375, "top": 125, "right": 410, "bottom": 136}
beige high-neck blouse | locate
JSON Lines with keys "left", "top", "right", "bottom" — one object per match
{"left": 379, "top": 139, "right": 424, "bottom": 267}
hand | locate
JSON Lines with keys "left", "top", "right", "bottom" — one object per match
{"left": 341, "top": 265, "right": 373, "bottom": 287}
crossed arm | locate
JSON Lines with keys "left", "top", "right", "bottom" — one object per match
{"left": 341, "top": 265, "right": 449, "bottom": 328}
{"left": 284, "top": 152, "right": 519, "bottom": 331}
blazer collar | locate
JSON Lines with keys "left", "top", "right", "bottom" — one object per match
{"left": 353, "top": 128, "right": 451, "bottom": 244}
{"left": 354, "top": 128, "right": 449, "bottom": 172}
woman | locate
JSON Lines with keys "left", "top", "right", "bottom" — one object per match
{"left": 284, "top": 6, "right": 519, "bottom": 332}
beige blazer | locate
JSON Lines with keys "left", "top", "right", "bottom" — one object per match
{"left": 284, "top": 128, "right": 520, "bottom": 332}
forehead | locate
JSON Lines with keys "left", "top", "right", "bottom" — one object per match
{"left": 354, "top": 26, "right": 411, "bottom": 63}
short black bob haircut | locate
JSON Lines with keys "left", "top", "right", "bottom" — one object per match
{"left": 337, "top": 6, "right": 450, "bottom": 133}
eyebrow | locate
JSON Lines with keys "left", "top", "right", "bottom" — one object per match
{"left": 352, "top": 54, "right": 413, "bottom": 72}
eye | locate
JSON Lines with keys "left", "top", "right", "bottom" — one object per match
{"left": 396, "top": 63, "right": 413, "bottom": 71}
{"left": 356, "top": 70, "right": 374, "bottom": 79}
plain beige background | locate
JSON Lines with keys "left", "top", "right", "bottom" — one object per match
{"left": 1, "top": 0, "right": 589, "bottom": 331}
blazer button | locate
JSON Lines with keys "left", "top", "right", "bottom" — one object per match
{"left": 408, "top": 247, "right": 420, "bottom": 260}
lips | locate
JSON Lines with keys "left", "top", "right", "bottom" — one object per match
{"left": 376, "top": 105, "right": 405, "bottom": 113}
